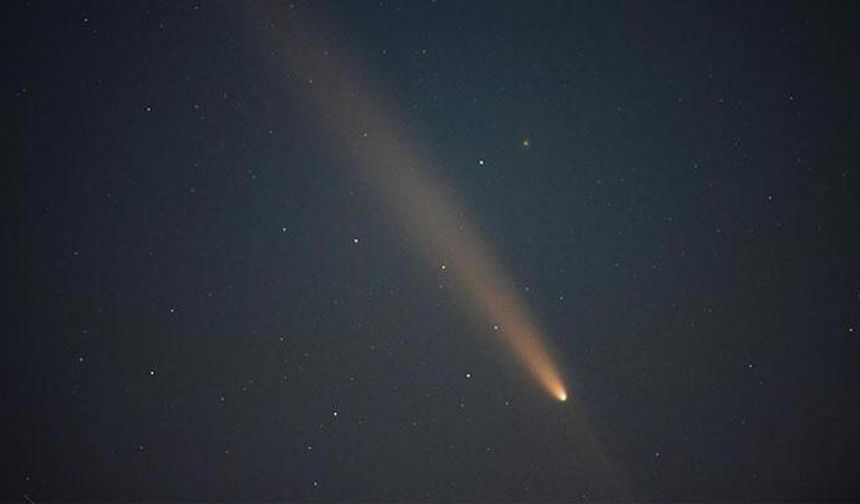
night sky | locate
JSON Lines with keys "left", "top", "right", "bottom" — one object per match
{"left": 4, "top": 1, "right": 860, "bottom": 501}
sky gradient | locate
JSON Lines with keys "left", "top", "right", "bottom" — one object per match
{"left": 4, "top": 1, "right": 860, "bottom": 501}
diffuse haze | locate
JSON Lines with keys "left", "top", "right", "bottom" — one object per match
{"left": 265, "top": 7, "right": 568, "bottom": 402}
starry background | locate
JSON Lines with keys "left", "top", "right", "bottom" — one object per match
{"left": 3, "top": 1, "right": 860, "bottom": 501}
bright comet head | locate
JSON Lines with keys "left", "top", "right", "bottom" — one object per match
{"left": 558, "top": 391, "right": 568, "bottom": 402}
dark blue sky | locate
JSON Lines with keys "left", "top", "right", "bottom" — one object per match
{"left": 4, "top": 1, "right": 860, "bottom": 501}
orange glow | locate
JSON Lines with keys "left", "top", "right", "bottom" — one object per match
{"left": 265, "top": 8, "right": 567, "bottom": 401}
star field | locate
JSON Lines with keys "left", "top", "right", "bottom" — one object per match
{"left": 3, "top": 1, "right": 860, "bottom": 501}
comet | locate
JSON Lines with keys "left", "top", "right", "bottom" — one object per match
{"left": 261, "top": 6, "right": 568, "bottom": 402}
